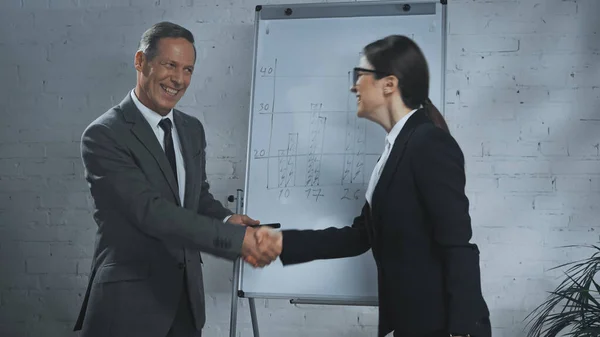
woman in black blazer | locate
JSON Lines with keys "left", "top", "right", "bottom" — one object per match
{"left": 260, "top": 35, "right": 491, "bottom": 337}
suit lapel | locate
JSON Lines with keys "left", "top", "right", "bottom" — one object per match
{"left": 173, "top": 110, "right": 196, "bottom": 210}
{"left": 119, "top": 94, "right": 181, "bottom": 205}
{"left": 371, "top": 109, "right": 431, "bottom": 220}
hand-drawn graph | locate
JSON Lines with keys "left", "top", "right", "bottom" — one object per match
{"left": 250, "top": 58, "right": 382, "bottom": 197}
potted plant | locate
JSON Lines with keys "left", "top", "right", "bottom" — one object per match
{"left": 524, "top": 244, "right": 600, "bottom": 337}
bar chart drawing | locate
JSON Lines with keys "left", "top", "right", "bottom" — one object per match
{"left": 249, "top": 57, "right": 381, "bottom": 192}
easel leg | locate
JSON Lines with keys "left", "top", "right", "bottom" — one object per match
{"left": 229, "top": 258, "right": 241, "bottom": 337}
{"left": 230, "top": 188, "right": 261, "bottom": 337}
{"left": 249, "top": 298, "right": 260, "bottom": 337}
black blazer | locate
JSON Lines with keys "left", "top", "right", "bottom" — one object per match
{"left": 280, "top": 109, "right": 491, "bottom": 337}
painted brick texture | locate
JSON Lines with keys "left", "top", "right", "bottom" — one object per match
{"left": 0, "top": 0, "right": 598, "bottom": 336}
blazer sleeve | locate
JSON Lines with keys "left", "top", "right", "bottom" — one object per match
{"left": 81, "top": 122, "right": 246, "bottom": 261}
{"left": 195, "top": 120, "right": 234, "bottom": 220}
{"left": 412, "top": 126, "right": 490, "bottom": 336}
{"left": 279, "top": 204, "right": 371, "bottom": 265}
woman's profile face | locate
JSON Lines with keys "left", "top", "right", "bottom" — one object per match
{"left": 351, "top": 56, "right": 386, "bottom": 122}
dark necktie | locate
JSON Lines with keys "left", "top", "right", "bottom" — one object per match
{"left": 158, "top": 118, "right": 178, "bottom": 186}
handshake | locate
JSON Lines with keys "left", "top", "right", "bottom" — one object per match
{"left": 241, "top": 226, "right": 283, "bottom": 268}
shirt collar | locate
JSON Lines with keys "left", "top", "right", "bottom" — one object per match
{"left": 130, "top": 89, "right": 174, "bottom": 128}
{"left": 385, "top": 108, "right": 419, "bottom": 147}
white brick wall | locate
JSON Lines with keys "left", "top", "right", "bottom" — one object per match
{"left": 0, "top": 0, "right": 598, "bottom": 336}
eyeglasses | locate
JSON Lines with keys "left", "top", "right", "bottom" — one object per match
{"left": 352, "top": 67, "right": 390, "bottom": 85}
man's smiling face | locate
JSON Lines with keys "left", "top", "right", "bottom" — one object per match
{"left": 134, "top": 37, "right": 195, "bottom": 116}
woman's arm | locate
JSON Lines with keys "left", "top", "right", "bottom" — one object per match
{"left": 412, "top": 125, "right": 490, "bottom": 336}
{"left": 279, "top": 203, "right": 371, "bottom": 265}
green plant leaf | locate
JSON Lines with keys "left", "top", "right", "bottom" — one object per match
{"left": 525, "top": 244, "right": 600, "bottom": 337}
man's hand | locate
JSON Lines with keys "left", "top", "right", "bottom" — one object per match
{"left": 256, "top": 227, "right": 282, "bottom": 258}
{"left": 241, "top": 227, "right": 282, "bottom": 267}
{"left": 227, "top": 214, "right": 260, "bottom": 226}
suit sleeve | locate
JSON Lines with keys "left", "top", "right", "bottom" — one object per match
{"left": 81, "top": 122, "right": 245, "bottom": 260}
{"left": 279, "top": 204, "right": 371, "bottom": 265}
{"left": 412, "top": 126, "right": 490, "bottom": 336}
{"left": 195, "top": 121, "right": 234, "bottom": 220}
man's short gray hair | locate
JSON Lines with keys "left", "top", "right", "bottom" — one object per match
{"left": 138, "top": 21, "right": 196, "bottom": 61}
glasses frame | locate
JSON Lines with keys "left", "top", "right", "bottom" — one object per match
{"left": 352, "top": 67, "right": 391, "bottom": 85}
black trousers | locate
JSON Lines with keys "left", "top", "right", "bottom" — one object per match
{"left": 167, "top": 273, "right": 201, "bottom": 337}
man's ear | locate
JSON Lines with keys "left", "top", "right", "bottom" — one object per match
{"left": 134, "top": 51, "right": 145, "bottom": 72}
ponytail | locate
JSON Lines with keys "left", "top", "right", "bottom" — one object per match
{"left": 423, "top": 98, "right": 449, "bottom": 133}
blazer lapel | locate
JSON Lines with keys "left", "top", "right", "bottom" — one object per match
{"left": 371, "top": 109, "right": 431, "bottom": 219}
{"left": 119, "top": 94, "right": 181, "bottom": 205}
{"left": 173, "top": 110, "right": 196, "bottom": 210}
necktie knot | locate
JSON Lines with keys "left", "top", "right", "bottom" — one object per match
{"left": 159, "top": 118, "right": 173, "bottom": 132}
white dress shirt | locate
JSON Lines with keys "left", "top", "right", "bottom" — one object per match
{"left": 365, "top": 109, "right": 418, "bottom": 206}
{"left": 130, "top": 89, "right": 186, "bottom": 205}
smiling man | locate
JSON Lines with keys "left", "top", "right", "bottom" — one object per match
{"left": 73, "top": 22, "right": 282, "bottom": 337}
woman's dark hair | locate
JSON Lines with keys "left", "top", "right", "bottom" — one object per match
{"left": 363, "top": 35, "right": 449, "bottom": 133}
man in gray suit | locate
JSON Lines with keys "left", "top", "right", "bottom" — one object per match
{"left": 73, "top": 22, "right": 282, "bottom": 337}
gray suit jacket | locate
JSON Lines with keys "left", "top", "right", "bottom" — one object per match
{"left": 74, "top": 94, "right": 247, "bottom": 337}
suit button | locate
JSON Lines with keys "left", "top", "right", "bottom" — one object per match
{"left": 178, "top": 262, "right": 185, "bottom": 269}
